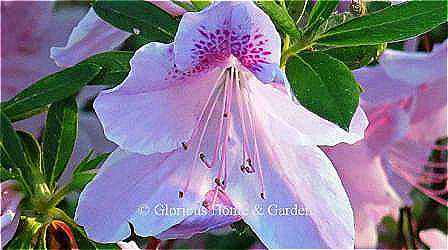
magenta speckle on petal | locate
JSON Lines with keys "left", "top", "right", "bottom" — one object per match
{"left": 189, "top": 19, "right": 273, "bottom": 76}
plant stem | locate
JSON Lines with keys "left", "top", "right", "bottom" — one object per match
{"left": 47, "top": 184, "right": 72, "bottom": 209}
{"left": 280, "top": 40, "right": 315, "bottom": 67}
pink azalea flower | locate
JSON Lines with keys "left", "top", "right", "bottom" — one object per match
{"left": 0, "top": 181, "right": 24, "bottom": 248}
{"left": 50, "top": 1, "right": 187, "bottom": 68}
{"left": 324, "top": 40, "right": 447, "bottom": 248}
{"left": 419, "top": 229, "right": 448, "bottom": 249}
{"left": 76, "top": 2, "right": 368, "bottom": 248}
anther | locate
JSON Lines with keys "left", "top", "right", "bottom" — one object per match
{"left": 223, "top": 113, "right": 228, "bottom": 118}
{"left": 240, "top": 159, "right": 255, "bottom": 173}
{"left": 181, "top": 142, "right": 188, "bottom": 151}
{"left": 240, "top": 164, "right": 246, "bottom": 172}
{"left": 202, "top": 200, "right": 209, "bottom": 208}
{"left": 199, "top": 152, "right": 211, "bottom": 168}
{"left": 199, "top": 152, "right": 206, "bottom": 161}
{"left": 214, "top": 177, "right": 222, "bottom": 186}
{"left": 260, "top": 192, "right": 265, "bottom": 200}
{"left": 178, "top": 191, "right": 184, "bottom": 198}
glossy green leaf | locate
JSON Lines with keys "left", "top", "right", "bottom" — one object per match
{"left": 70, "top": 170, "right": 97, "bottom": 191}
{"left": 286, "top": 0, "right": 308, "bottom": 23}
{"left": 68, "top": 151, "right": 110, "bottom": 191}
{"left": 191, "top": 0, "right": 211, "bottom": 10}
{"left": 81, "top": 51, "right": 133, "bottom": 86}
{"left": 42, "top": 97, "right": 78, "bottom": 189}
{"left": 93, "top": 0, "right": 179, "bottom": 43}
{"left": 256, "top": 0, "right": 302, "bottom": 39}
{"left": 17, "top": 131, "right": 42, "bottom": 172}
{"left": 322, "top": 43, "right": 386, "bottom": 70}
{"left": 365, "top": 0, "right": 391, "bottom": 13}
{"left": 286, "top": 51, "right": 362, "bottom": 130}
{"left": 1, "top": 63, "right": 101, "bottom": 122}
{"left": 307, "top": 0, "right": 339, "bottom": 30}
{"left": 0, "top": 112, "right": 33, "bottom": 188}
{"left": 317, "top": 12, "right": 356, "bottom": 34}
{"left": 75, "top": 152, "right": 110, "bottom": 174}
{"left": 316, "top": 1, "right": 447, "bottom": 46}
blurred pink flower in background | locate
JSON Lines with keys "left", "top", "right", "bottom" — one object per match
{"left": 0, "top": 181, "right": 24, "bottom": 248}
{"left": 324, "top": 40, "right": 447, "bottom": 248}
{"left": 1, "top": 1, "right": 83, "bottom": 136}
{"left": 1, "top": 1, "right": 116, "bottom": 183}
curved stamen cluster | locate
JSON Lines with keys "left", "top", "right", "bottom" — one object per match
{"left": 179, "top": 66, "right": 266, "bottom": 205}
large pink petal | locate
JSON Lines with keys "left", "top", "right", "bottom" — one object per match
{"left": 94, "top": 43, "right": 224, "bottom": 155}
{"left": 75, "top": 147, "right": 213, "bottom": 243}
{"left": 50, "top": 8, "right": 130, "bottom": 67}
{"left": 224, "top": 117, "right": 354, "bottom": 248}
{"left": 247, "top": 75, "right": 368, "bottom": 146}
{"left": 157, "top": 189, "right": 240, "bottom": 240}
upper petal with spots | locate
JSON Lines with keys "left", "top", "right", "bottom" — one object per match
{"left": 173, "top": 1, "right": 281, "bottom": 83}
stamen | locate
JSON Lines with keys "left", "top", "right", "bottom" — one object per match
{"left": 217, "top": 67, "right": 235, "bottom": 189}
{"left": 210, "top": 71, "right": 230, "bottom": 167}
{"left": 242, "top": 73, "right": 266, "bottom": 200}
{"left": 234, "top": 69, "right": 252, "bottom": 172}
{"left": 181, "top": 70, "right": 226, "bottom": 196}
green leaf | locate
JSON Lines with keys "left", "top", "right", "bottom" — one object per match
{"left": 286, "top": 0, "right": 308, "bottom": 23}
{"left": 316, "top": 1, "right": 448, "bottom": 46}
{"left": 81, "top": 51, "right": 133, "bottom": 86}
{"left": 17, "top": 131, "right": 42, "bottom": 172}
{"left": 307, "top": 0, "right": 339, "bottom": 31}
{"left": 286, "top": 51, "right": 362, "bottom": 130}
{"left": 191, "top": 0, "right": 211, "bottom": 10}
{"left": 256, "top": 0, "right": 302, "bottom": 39}
{"left": 0, "top": 112, "right": 33, "bottom": 189}
{"left": 365, "top": 0, "right": 391, "bottom": 13}
{"left": 205, "top": 220, "right": 257, "bottom": 249}
{"left": 68, "top": 151, "right": 110, "bottom": 191}
{"left": 75, "top": 152, "right": 110, "bottom": 174}
{"left": 317, "top": 12, "right": 356, "bottom": 34}
{"left": 42, "top": 97, "right": 78, "bottom": 189}
{"left": 93, "top": 0, "right": 180, "bottom": 43}
{"left": 1, "top": 63, "right": 101, "bottom": 122}
{"left": 70, "top": 170, "right": 97, "bottom": 191}
{"left": 322, "top": 43, "right": 386, "bottom": 70}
